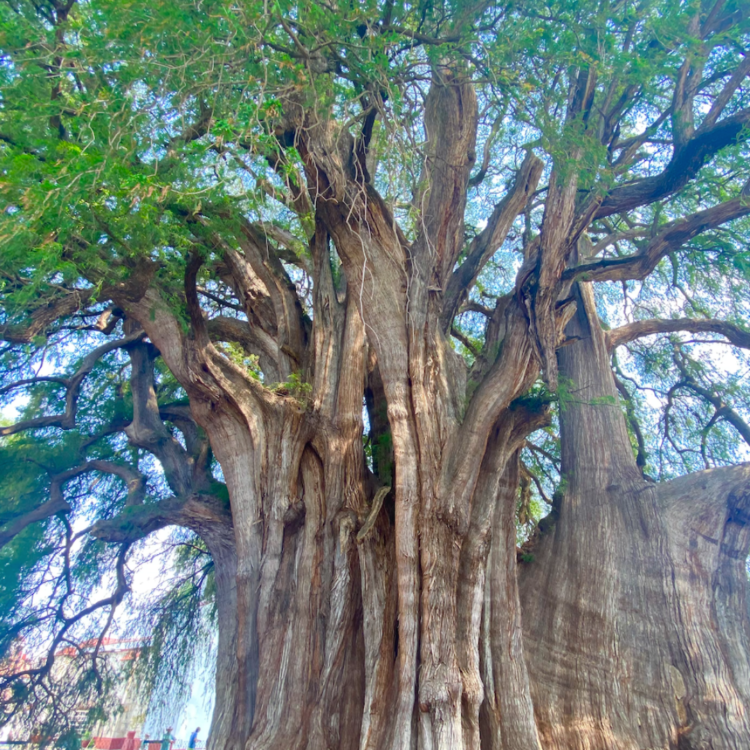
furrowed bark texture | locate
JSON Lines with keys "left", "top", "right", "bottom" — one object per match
{"left": 114, "top": 224, "right": 384, "bottom": 750}
{"left": 291, "top": 69, "right": 551, "bottom": 749}
{"left": 520, "top": 283, "right": 750, "bottom": 749}
{"left": 149, "top": 258, "right": 749, "bottom": 750}
{"left": 98, "top": 62, "right": 750, "bottom": 750}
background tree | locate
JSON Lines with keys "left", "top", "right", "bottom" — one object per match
{"left": 2, "top": 1, "right": 750, "bottom": 749}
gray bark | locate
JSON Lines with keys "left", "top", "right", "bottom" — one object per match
{"left": 520, "top": 282, "right": 750, "bottom": 749}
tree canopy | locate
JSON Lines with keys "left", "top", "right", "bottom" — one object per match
{"left": 1, "top": 0, "right": 750, "bottom": 748}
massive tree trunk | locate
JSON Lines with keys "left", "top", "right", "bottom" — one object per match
{"left": 114, "top": 121, "right": 750, "bottom": 750}
{"left": 96, "top": 60, "right": 750, "bottom": 750}
{"left": 520, "top": 282, "right": 750, "bottom": 749}
{"left": 7, "top": 3, "right": 750, "bottom": 749}
{"left": 108, "top": 269, "right": 750, "bottom": 750}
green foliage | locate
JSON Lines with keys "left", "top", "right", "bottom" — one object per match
{"left": 0, "top": 0, "right": 749, "bottom": 734}
{"left": 128, "top": 536, "right": 216, "bottom": 729}
{"left": 555, "top": 376, "right": 617, "bottom": 412}
{"left": 271, "top": 371, "right": 312, "bottom": 404}
{"left": 373, "top": 430, "right": 394, "bottom": 485}
{"left": 217, "top": 342, "right": 262, "bottom": 379}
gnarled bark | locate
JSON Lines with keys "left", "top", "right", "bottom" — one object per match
{"left": 520, "top": 282, "right": 750, "bottom": 749}
{"left": 6, "top": 5, "right": 750, "bottom": 750}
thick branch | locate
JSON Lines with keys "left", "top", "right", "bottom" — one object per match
{"left": 607, "top": 318, "right": 750, "bottom": 352}
{"left": 207, "top": 315, "right": 281, "bottom": 382}
{"left": 0, "top": 331, "right": 145, "bottom": 437}
{"left": 412, "top": 68, "right": 478, "bottom": 286}
{"left": 675, "top": 374, "right": 750, "bottom": 449}
{"left": 0, "top": 288, "right": 95, "bottom": 344}
{"left": 124, "top": 337, "right": 201, "bottom": 496}
{"left": 442, "top": 302, "right": 540, "bottom": 520}
{"left": 0, "top": 459, "right": 145, "bottom": 550}
{"left": 114, "top": 284, "right": 274, "bottom": 421}
{"left": 233, "top": 220, "right": 309, "bottom": 376}
{"left": 90, "top": 492, "right": 232, "bottom": 544}
{"left": 596, "top": 107, "right": 750, "bottom": 219}
{"left": 441, "top": 152, "right": 543, "bottom": 330}
{"left": 0, "top": 496, "right": 70, "bottom": 550}
{"left": 527, "top": 65, "right": 598, "bottom": 388}
{"left": 158, "top": 402, "right": 211, "bottom": 468}
{"left": 566, "top": 192, "right": 750, "bottom": 284}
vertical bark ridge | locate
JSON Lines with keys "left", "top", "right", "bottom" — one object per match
{"left": 480, "top": 450, "right": 541, "bottom": 750}
{"left": 205, "top": 532, "right": 239, "bottom": 750}
{"left": 412, "top": 68, "right": 478, "bottom": 288}
{"left": 298, "top": 85, "right": 544, "bottom": 747}
{"left": 520, "top": 281, "right": 677, "bottom": 748}
{"left": 247, "top": 447, "right": 324, "bottom": 750}
{"left": 456, "top": 399, "right": 544, "bottom": 750}
{"left": 201, "top": 413, "right": 265, "bottom": 750}
{"left": 357, "top": 507, "right": 397, "bottom": 750}
{"left": 659, "top": 466, "right": 750, "bottom": 748}
{"left": 243, "top": 241, "right": 371, "bottom": 748}
{"left": 520, "top": 282, "right": 750, "bottom": 749}
{"left": 311, "top": 189, "right": 421, "bottom": 748}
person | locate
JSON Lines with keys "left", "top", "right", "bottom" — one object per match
{"left": 188, "top": 729, "right": 200, "bottom": 750}
{"left": 160, "top": 728, "right": 174, "bottom": 750}
{"left": 141, "top": 735, "right": 150, "bottom": 750}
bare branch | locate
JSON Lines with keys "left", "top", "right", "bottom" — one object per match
{"left": 197, "top": 286, "right": 244, "bottom": 313}
{"left": 590, "top": 227, "right": 648, "bottom": 254}
{"left": 673, "top": 356, "right": 750, "bottom": 449}
{"left": 468, "top": 110, "right": 504, "bottom": 188}
{"left": 83, "top": 460, "right": 147, "bottom": 506}
{"left": 441, "top": 152, "right": 543, "bottom": 329}
{"left": 0, "top": 331, "right": 145, "bottom": 437}
{"left": 607, "top": 318, "right": 750, "bottom": 353}
{"left": 701, "top": 55, "right": 750, "bottom": 131}
{"left": 0, "top": 376, "right": 68, "bottom": 397}
{"left": 2, "top": 543, "right": 131, "bottom": 689}
{"left": 612, "top": 371, "right": 648, "bottom": 470}
{"left": 0, "top": 459, "right": 147, "bottom": 550}
{"left": 450, "top": 326, "right": 480, "bottom": 358}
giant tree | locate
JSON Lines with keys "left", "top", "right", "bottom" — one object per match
{"left": 2, "top": 0, "right": 750, "bottom": 748}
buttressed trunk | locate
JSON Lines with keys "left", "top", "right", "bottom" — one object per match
{"left": 194, "top": 276, "right": 750, "bottom": 750}
{"left": 164, "top": 70, "right": 548, "bottom": 750}
{"left": 101, "top": 53, "right": 750, "bottom": 750}
{"left": 8, "top": 3, "right": 750, "bottom": 750}
{"left": 520, "top": 282, "right": 750, "bottom": 749}
{"left": 172, "top": 90, "right": 748, "bottom": 750}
